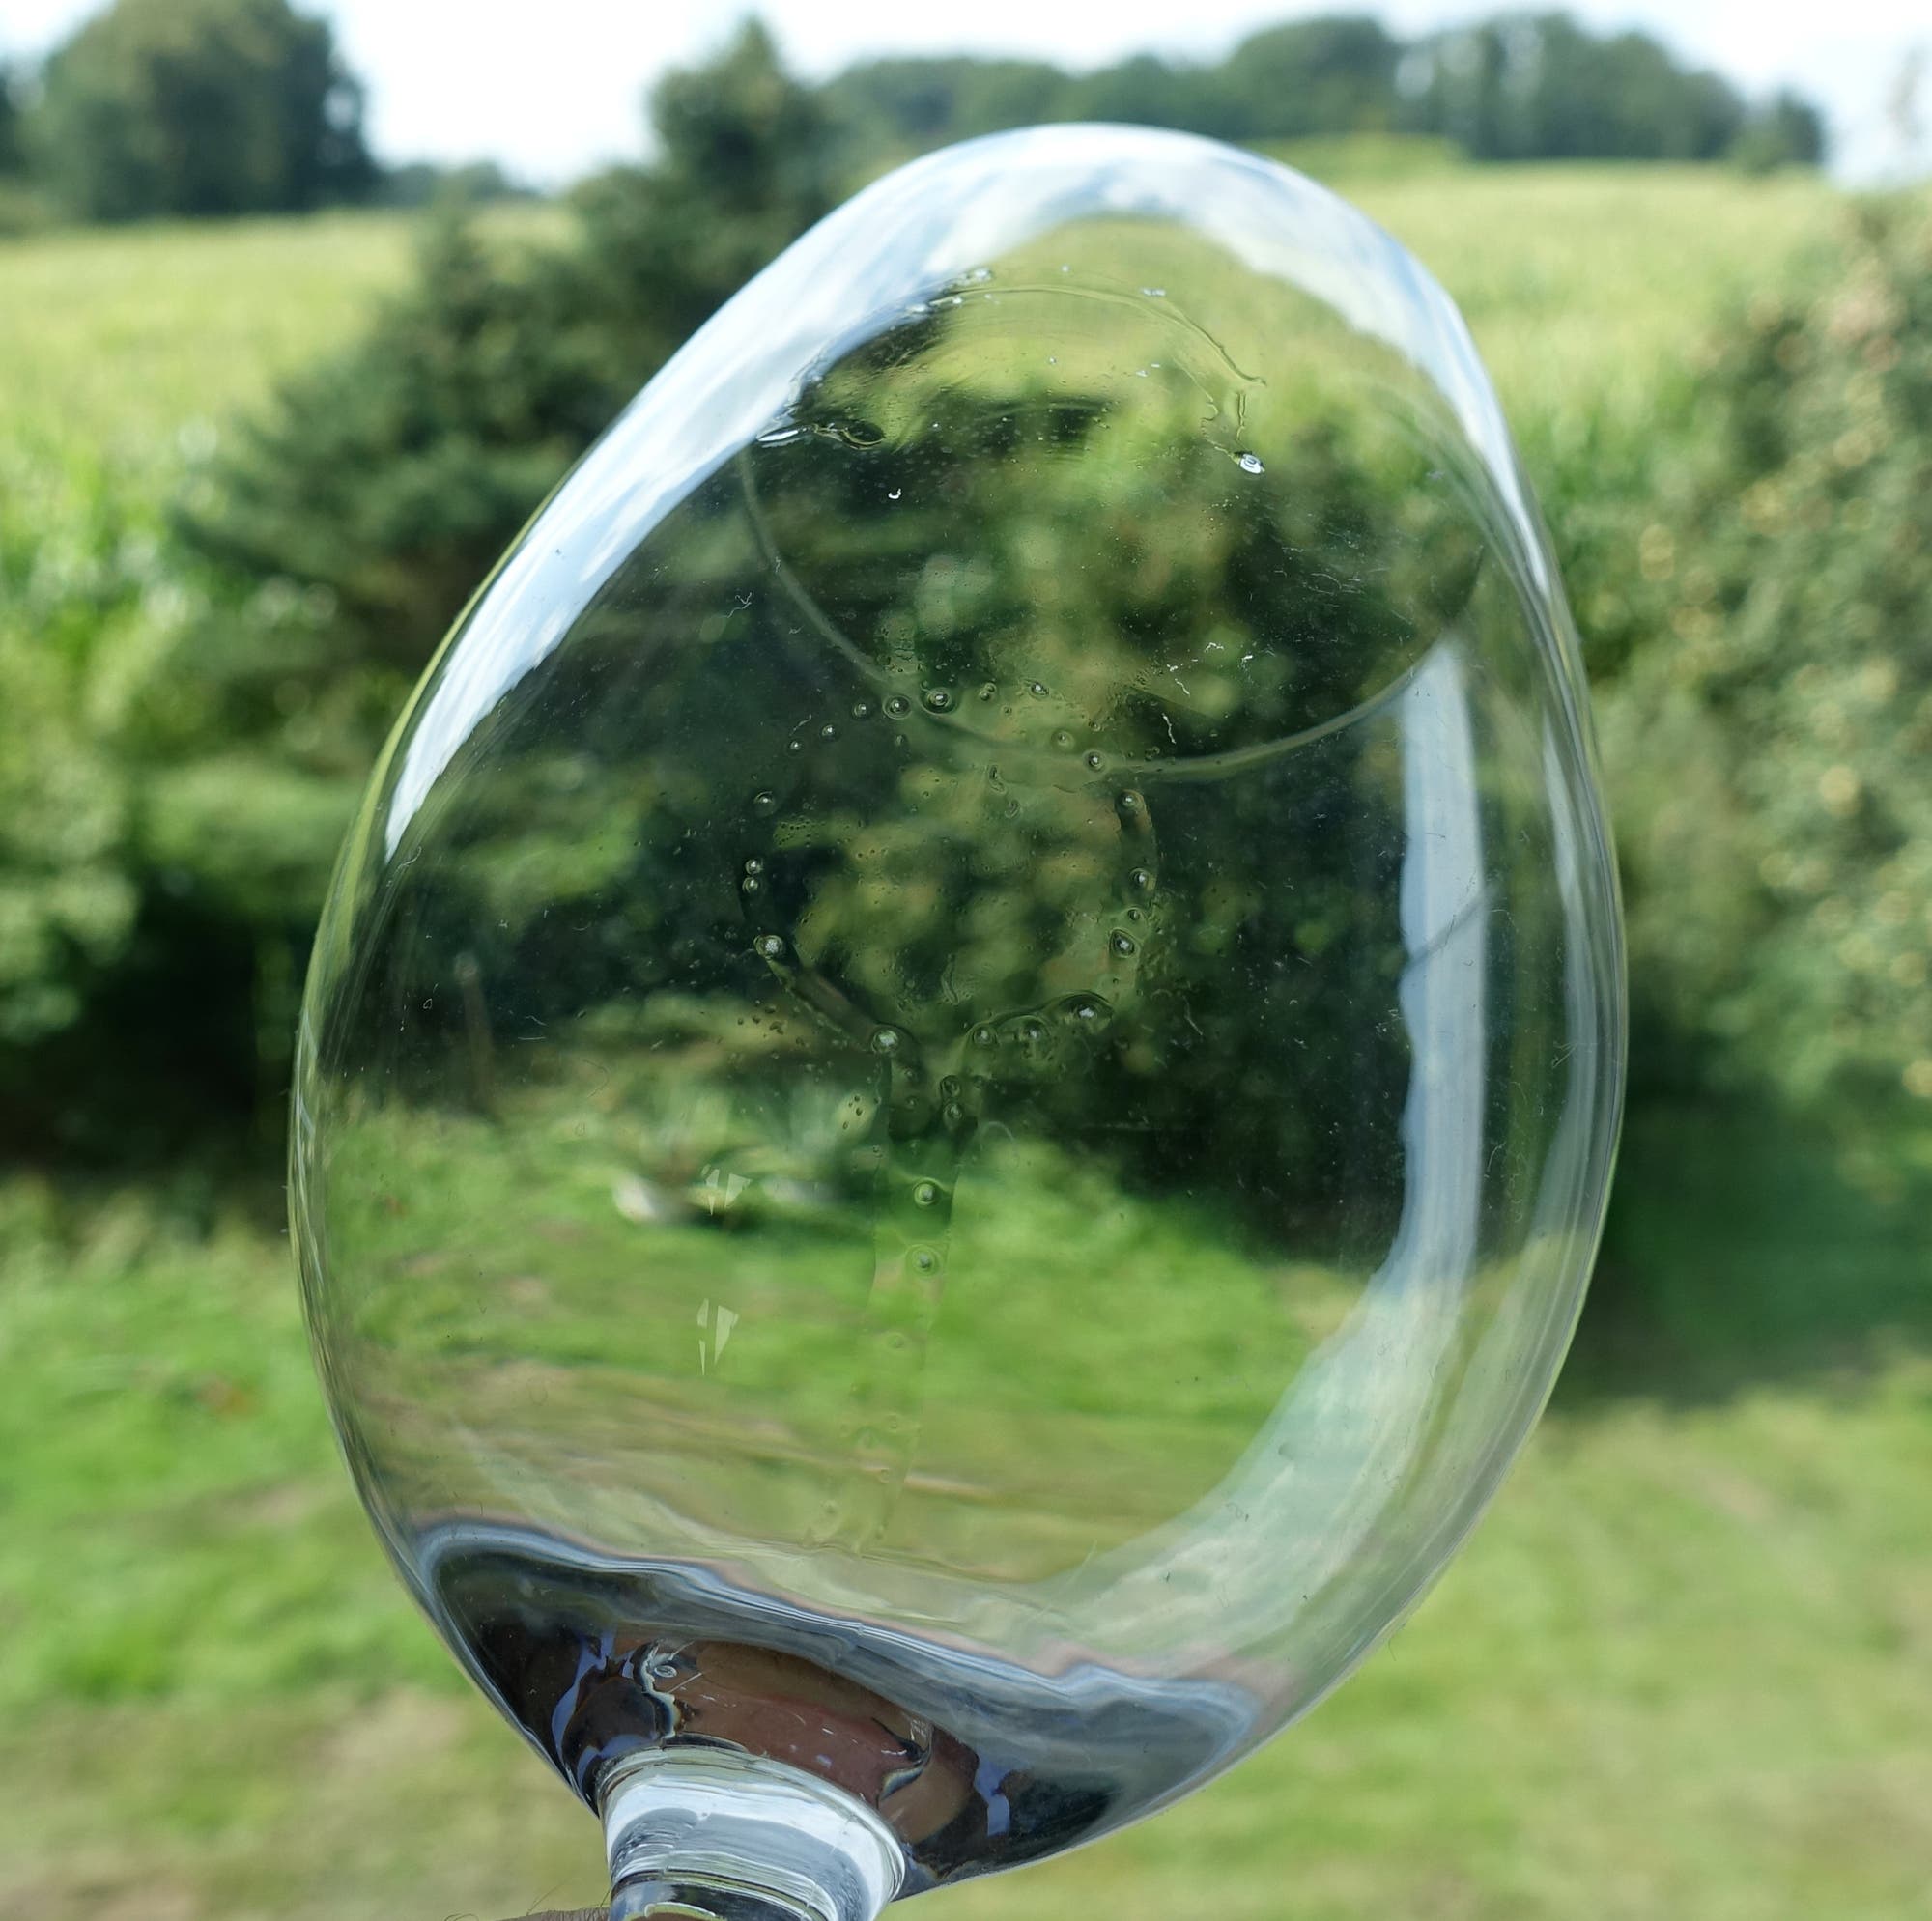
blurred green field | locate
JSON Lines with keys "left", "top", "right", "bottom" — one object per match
{"left": 4, "top": 170, "right": 1929, "bottom": 1921}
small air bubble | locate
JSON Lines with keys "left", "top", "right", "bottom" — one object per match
{"left": 1110, "top": 930, "right": 1138, "bottom": 956}
{"left": 851, "top": 700, "right": 871, "bottom": 720}
{"left": 1053, "top": 729, "right": 1075, "bottom": 750}
{"left": 923, "top": 688, "right": 953, "bottom": 713}
{"left": 1118, "top": 790, "right": 1145, "bottom": 815}
{"left": 971, "top": 1025, "right": 997, "bottom": 1049}
{"left": 1084, "top": 751, "right": 1104, "bottom": 771}
{"left": 912, "top": 1248, "right": 941, "bottom": 1273}
{"left": 1237, "top": 452, "right": 1265, "bottom": 475}
{"left": 887, "top": 487, "right": 902, "bottom": 502}
{"left": 820, "top": 723, "right": 837, "bottom": 741}
{"left": 742, "top": 875, "right": 762, "bottom": 895}
{"left": 885, "top": 694, "right": 912, "bottom": 718}
{"left": 755, "top": 934, "right": 786, "bottom": 960}
{"left": 744, "top": 856, "right": 764, "bottom": 875}
{"left": 912, "top": 1180, "right": 941, "bottom": 1207}
{"left": 786, "top": 738, "right": 803, "bottom": 753}
{"left": 1028, "top": 681, "right": 1049, "bottom": 697}
{"left": 977, "top": 682, "right": 998, "bottom": 702}
{"left": 1129, "top": 867, "right": 1155, "bottom": 891}
{"left": 752, "top": 790, "right": 778, "bottom": 813}
{"left": 1141, "top": 286, "right": 1166, "bottom": 298}
{"left": 870, "top": 1027, "right": 902, "bottom": 1055}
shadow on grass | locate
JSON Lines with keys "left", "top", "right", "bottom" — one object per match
{"left": 1559, "top": 1093, "right": 1932, "bottom": 1408}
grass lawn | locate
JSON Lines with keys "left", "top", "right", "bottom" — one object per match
{"left": 3, "top": 169, "right": 1925, "bottom": 1920}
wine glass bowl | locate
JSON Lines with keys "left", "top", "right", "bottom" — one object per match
{"left": 291, "top": 125, "right": 1624, "bottom": 1921}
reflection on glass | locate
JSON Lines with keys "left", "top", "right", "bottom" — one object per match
{"left": 292, "top": 125, "right": 1624, "bottom": 1921}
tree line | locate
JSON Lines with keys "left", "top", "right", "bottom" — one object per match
{"left": 0, "top": 0, "right": 1825, "bottom": 230}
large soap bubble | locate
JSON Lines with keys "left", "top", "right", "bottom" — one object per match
{"left": 293, "top": 126, "right": 1623, "bottom": 1921}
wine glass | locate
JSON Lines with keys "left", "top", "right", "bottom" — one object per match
{"left": 291, "top": 125, "right": 1623, "bottom": 1921}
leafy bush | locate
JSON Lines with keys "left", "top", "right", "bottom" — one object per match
{"left": 1602, "top": 196, "right": 1932, "bottom": 1107}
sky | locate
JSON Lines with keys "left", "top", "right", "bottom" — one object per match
{"left": 6, "top": 0, "right": 1928, "bottom": 185}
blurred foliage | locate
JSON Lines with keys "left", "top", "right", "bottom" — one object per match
{"left": 1396, "top": 14, "right": 1822, "bottom": 168}
{"left": 1602, "top": 197, "right": 1932, "bottom": 1107}
{"left": 819, "top": 11, "right": 1822, "bottom": 177}
{"left": 0, "top": 16, "right": 1914, "bottom": 1175}
{"left": 0, "top": 57, "right": 25, "bottom": 175}
{"left": 28, "top": 0, "right": 373, "bottom": 222}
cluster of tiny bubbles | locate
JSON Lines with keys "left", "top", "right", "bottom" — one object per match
{"left": 977, "top": 682, "right": 998, "bottom": 703}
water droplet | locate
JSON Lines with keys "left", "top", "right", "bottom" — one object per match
{"left": 885, "top": 694, "right": 911, "bottom": 718}
{"left": 923, "top": 687, "right": 953, "bottom": 713}
{"left": 1237, "top": 451, "right": 1265, "bottom": 475}
{"left": 912, "top": 1179, "right": 941, "bottom": 1207}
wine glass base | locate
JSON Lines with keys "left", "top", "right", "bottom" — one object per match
{"left": 601, "top": 1748, "right": 906, "bottom": 1921}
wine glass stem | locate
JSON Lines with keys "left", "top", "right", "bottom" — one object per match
{"left": 600, "top": 1749, "right": 905, "bottom": 1921}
